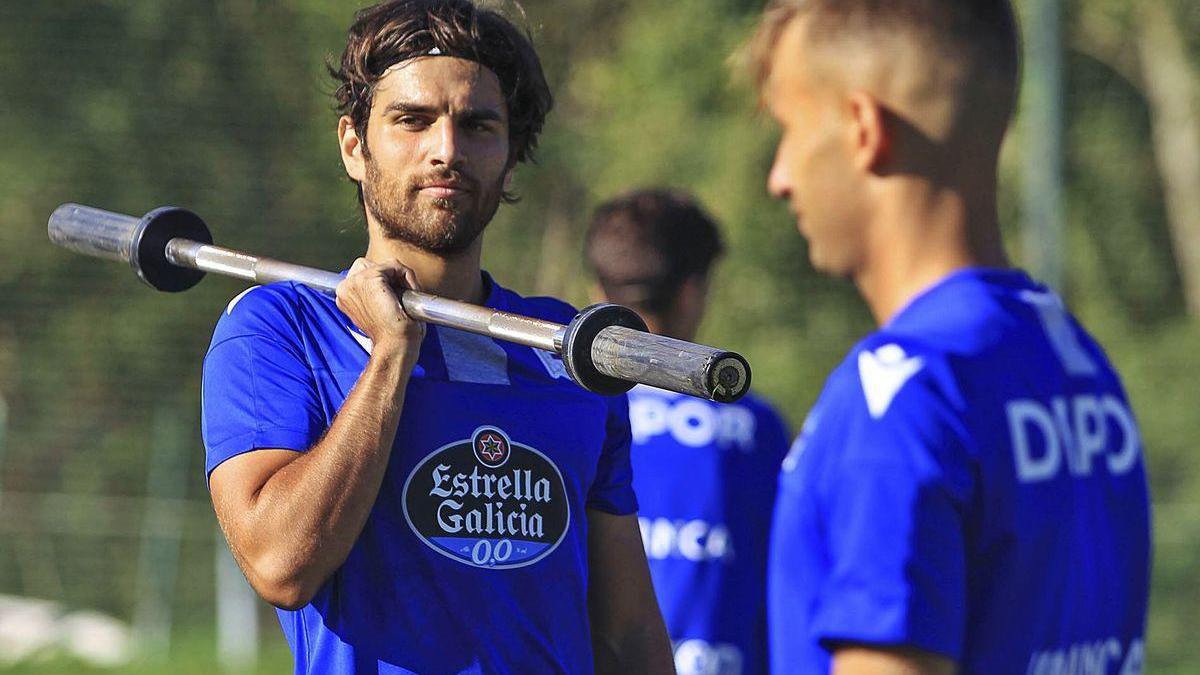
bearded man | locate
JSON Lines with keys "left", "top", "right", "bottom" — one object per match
{"left": 200, "top": 2, "right": 672, "bottom": 673}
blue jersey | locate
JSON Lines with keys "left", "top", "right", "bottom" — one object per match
{"left": 769, "top": 268, "right": 1150, "bottom": 674}
{"left": 629, "top": 385, "right": 790, "bottom": 675}
{"left": 201, "top": 273, "right": 637, "bottom": 675}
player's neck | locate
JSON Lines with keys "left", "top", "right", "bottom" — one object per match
{"left": 364, "top": 231, "right": 487, "bottom": 305}
{"left": 856, "top": 181, "right": 1008, "bottom": 326}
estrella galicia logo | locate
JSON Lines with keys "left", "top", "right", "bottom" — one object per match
{"left": 402, "top": 426, "right": 570, "bottom": 569}
{"left": 474, "top": 428, "right": 509, "bottom": 468}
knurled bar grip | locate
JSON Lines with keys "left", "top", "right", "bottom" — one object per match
{"left": 48, "top": 203, "right": 751, "bottom": 402}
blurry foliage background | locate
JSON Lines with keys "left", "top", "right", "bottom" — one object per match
{"left": 1, "top": 0, "right": 1199, "bottom": 672}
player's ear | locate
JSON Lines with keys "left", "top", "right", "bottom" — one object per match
{"left": 847, "top": 92, "right": 890, "bottom": 173}
{"left": 338, "top": 115, "right": 367, "bottom": 182}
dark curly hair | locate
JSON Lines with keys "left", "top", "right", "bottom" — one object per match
{"left": 585, "top": 189, "right": 725, "bottom": 314}
{"left": 330, "top": 0, "right": 553, "bottom": 179}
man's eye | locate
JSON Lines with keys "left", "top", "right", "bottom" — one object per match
{"left": 398, "top": 116, "right": 428, "bottom": 128}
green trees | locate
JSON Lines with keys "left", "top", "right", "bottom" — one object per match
{"left": 0, "top": 0, "right": 1198, "bottom": 669}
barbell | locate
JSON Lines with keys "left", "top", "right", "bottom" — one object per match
{"left": 48, "top": 204, "right": 751, "bottom": 403}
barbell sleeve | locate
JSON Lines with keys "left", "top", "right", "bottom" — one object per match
{"left": 590, "top": 326, "right": 750, "bottom": 404}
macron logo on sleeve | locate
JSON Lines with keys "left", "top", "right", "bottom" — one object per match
{"left": 858, "top": 344, "right": 925, "bottom": 419}
{"left": 225, "top": 286, "right": 261, "bottom": 315}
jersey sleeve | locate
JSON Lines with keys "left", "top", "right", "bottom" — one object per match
{"left": 584, "top": 393, "right": 639, "bottom": 515}
{"left": 809, "top": 367, "right": 974, "bottom": 660}
{"left": 201, "top": 287, "right": 326, "bottom": 480}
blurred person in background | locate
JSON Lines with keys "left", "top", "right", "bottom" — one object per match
{"left": 585, "top": 188, "right": 791, "bottom": 675}
{"left": 747, "top": 0, "right": 1151, "bottom": 673}
{"left": 200, "top": 1, "right": 671, "bottom": 673}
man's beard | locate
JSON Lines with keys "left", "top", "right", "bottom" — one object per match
{"left": 361, "top": 156, "right": 503, "bottom": 256}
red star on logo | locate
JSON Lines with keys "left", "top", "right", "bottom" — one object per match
{"left": 479, "top": 434, "right": 505, "bottom": 462}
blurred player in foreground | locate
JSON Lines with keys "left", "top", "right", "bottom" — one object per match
{"left": 200, "top": 1, "right": 671, "bottom": 672}
{"left": 747, "top": 1, "right": 1151, "bottom": 673}
{"left": 586, "top": 188, "right": 792, "bottom": 675}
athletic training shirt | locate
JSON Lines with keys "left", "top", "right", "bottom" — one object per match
{"left": 629, "top": 385, "right": 789, "bottom": 675}
{"left": 769, "top": 268, "right": 1151, "bottom": 674}
{"left": 201, "top": 273, "right": 637, "bottom": 675}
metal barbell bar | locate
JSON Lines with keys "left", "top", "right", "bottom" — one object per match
{"left": 48, "top": 204, "right": 751, "bottom": 402}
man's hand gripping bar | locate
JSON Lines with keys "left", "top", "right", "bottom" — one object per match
{"left": 48, "top": 204, "right": 751, "bottom": 402}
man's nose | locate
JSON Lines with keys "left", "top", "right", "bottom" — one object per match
{"left": 430, "top": 119, "right": 466, "bottom": 168}
{"left": 766, "top": 143, "right": 791, "bottom": 200}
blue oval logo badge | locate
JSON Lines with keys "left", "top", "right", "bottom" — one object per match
{"left": 402, "top": 426, "right": 570, "bottom": 569}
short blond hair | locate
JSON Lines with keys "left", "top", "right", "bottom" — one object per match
{"left": 746, "top": 0, "right": 1021, "bottom": 139}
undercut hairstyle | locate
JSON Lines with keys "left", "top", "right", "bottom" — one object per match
{"left": 747, "top": 0, "right": 1021, "bottom": 138}
{"left": 331, "top": 0, "right": 552, "bottom": 166}
{"left": 585, "top": 189, "right": 725, "bottom": 314}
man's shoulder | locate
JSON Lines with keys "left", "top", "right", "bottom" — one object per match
{"left": 821, "top": 332, "right": 959, "bottom": 424}
{"left": 486, "top": 280, "right": 616, "bottom": 393}
{"left": 830, "top": 275, "right": 1059, "bottom": 423}
{"left": 222, "top": 281, "right": 302, "bottom": 313}
{"left": 879, "top": 274, "right": 1127, "bottom": 403}
{"left": 210, "top": 282, "right": 324, "bottom": 348}
{"left": 485, "top": 274, "right": 582, "bottom": 325}
{"left": 791, "top": 334, "right": 976, "bottom": 496}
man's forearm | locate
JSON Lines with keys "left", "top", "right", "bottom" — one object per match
{"left": 592, "top": 623, "right": 675, "bottom": 675}
{"left": 227, "top": 346, "right": 414, "bottom": 607}
{"left": 587, "top": 511, "right": 675, "bottom": 674}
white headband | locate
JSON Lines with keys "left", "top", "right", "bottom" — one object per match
{"left": 382, "top": 47, "right": 448, "bottom": 76}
